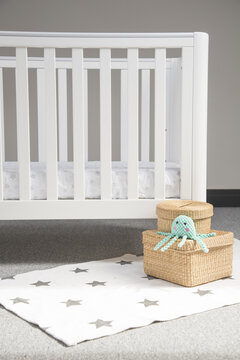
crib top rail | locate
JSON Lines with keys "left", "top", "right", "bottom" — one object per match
{"left": 0, "top": 31, "right": 200, "bottom": 48}
{"left": 0, "top": 31, "right": 195, "bottom": 38}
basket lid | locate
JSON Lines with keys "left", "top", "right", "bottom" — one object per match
{"left": 156, "top": 200, "right": 213, "bottom": 220}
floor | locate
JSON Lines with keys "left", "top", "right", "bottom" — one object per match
{"left": 0, "top": 207, "right": 240, "bottom": 360}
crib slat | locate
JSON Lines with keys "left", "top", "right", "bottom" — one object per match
{"left": 37, "top": 68, "right": 46, "bottom": 161}
{"left": 0, "top": 68, "right": 3, "bottom": 200}
{"left": 181, "top": 47, "right": 193, "bottom": 199}
{"left": 166, "top": 58, "right": 181, "bottom": 164}
{"left": 58, "top": 69, "right": 68, "bottom": 161}
{"left": 44, "top": 48, "right": 58, "bottom": 200}
{"left": 16, "top": 48, "right": 31, "bottom": 200}
{"left": 84, "top": 69, "right": 88, "bottom": 162}
{"left": 100, "top": 49, "right": 112, "bottom": 199}
{"left": 121, "top": 69, "right": 128, "bottom": 162}
{"left": 127, "top": 49, "right": 139, "bottom": 199}
{"left": 72, "top": 48, "right": 85, "bottom": 199}
{"left": 141, "top": 69, "right": 150, "bottom": 161}
{"left": 154, "top": 49, "right": 166, "bottom": 199}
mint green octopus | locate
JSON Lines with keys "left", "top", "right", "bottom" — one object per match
{"left": 154, "top": 215, "right": 216, "bottom": 253}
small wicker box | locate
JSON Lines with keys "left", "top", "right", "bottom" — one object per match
{"left": 156, "top": 200, "right": 213, "bottom": 234}
{"left": 142, "top": 230, "right": 234, "bottom": 287}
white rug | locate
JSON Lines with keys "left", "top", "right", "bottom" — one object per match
{"left": 0, "top": 240, "right": 240, "bottom": 346}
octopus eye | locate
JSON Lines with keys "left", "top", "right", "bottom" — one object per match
{"left": 184, "top": 222, "right": 187, "bottom": 225}
{"left": 176, "top": 221, "right": 179, "bottom": 224}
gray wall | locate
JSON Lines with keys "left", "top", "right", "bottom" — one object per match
{"left": 0, "top": 0, "right": 239, "bottom": 189}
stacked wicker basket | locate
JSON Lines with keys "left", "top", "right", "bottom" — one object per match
{"left": 142, "top": 200, "right": 234, "bottom": 287}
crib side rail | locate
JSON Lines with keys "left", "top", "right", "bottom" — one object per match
{"left": 0, "top": 32, "right": 208, "bottom": 219}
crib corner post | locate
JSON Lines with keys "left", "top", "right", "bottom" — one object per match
{"left": 192, "top": 32, "right": 209, "bottom": 202}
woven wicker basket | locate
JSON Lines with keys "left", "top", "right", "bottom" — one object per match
{"left": 142, "top": 229, "right": 234, "bottom": 287}
{"left": 156, "top": 200, "right": 213, "bottom": 234}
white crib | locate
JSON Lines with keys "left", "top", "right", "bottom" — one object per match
{"left": 0, "top": 32, "right": 208, "bottom": 219}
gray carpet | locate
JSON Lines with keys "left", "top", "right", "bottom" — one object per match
{"left": 0, "top": 207, "right": 240, "bottom": 359}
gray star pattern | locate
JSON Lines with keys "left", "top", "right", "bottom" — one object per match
{"left": 31, "top": 281, "right": 51, "bottom": 287}
{"left": 61, "top": 299, "right": 82, "bottom": 307}
{"left": 193, "top": 289, "right": 213, "bottom": 296}
{"left": 1, "top": 276, "right": 15, "bottom": 280}
{"left": 116, "top": 260, "right": 132, "bottom": 265}
{"left": 71, "top": 268, "right": 88, "bottom": 273}
{"left": 86, "top": 281, "right": 106, "bottom": 287}
{"left": 89, "top": 319, "right": 112, "bottom": 328}
{"left": 139, "top": 299, "right": 159, "bottom": 307}
{"left": 142, "top": 275, "right": 157, "bottom": 280}
{"left": 10, "top": 297, "right": 29, "bottom": 304}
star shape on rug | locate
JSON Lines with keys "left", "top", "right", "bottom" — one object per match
{"left": 138, "top": 299, "right": 159, "bottom": 307}
{"left": 1, "top": 275, "right": 15, "bottom": 280}
{"left": 10, "top": 297, "right": 29, "bottom": 304}
{"left": 142, "top": 275, "right": 157, "bottom": 280}
{"left": 71, "top": 268, "right": 88, "bottom": 273}
{"left": 31, "top": 281, "right": 51, "bottom": 287}
{"left": 193, "top": 289, "right": 213, "bottom": 296}
{"left": 86, "top": 281, "right": 106, "bottom": 287}
{"left": 116, "top": 260, "right": 132, "bottom": 266}
{"left": 61, "top": 299, "right": 82, "bottom": 307}
{"left": 221, "top": 276, "right": 235, "bottom": 280}
{"left": 89, "top": 319, "right": 112, "bottom": 329}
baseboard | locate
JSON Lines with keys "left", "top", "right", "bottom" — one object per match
{"left": 207, "top": 189, "right": 240, "bottom": 207}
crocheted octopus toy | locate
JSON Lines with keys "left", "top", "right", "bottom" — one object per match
{"left": 154, "top": 215, "right": 216, "bottom": 253}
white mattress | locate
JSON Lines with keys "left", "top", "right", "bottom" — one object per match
{"left": 3, "top": 161, "right": 180, "bottom": 200}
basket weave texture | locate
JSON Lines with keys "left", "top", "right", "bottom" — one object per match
{"left": 143, "top": 229, "right": 234, "bottom": 287}
{"left": 156, "top": 200, "right": 213, "bottom": 234}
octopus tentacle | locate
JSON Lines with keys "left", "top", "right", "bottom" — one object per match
{"left": 178, "top": 235, "right": 187, "bottom": 248}
{"left": 194, "top": 237, "right": 209, "bottom": 253}
{"left": 198, "top": 232, "right": 216, "bottom": 239}
{"left": 161, "top": 236, "right": 178, "bottom": 252}
{"left": 154, "top": 234, "right": 172, "bottom": 251}
{"left": 157, "top": 232, "right": 171, "bottom": 236}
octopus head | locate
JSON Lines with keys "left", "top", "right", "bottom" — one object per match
{"left": 171, "top": 215, "right": 196, "bottom": 238}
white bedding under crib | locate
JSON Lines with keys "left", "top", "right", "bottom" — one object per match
{"left": 3, "top": 161, "right": 180, "bottom": 200}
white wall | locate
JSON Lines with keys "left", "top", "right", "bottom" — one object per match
{"left": 0, "top": 0, "right": 240, "bottom": 189}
